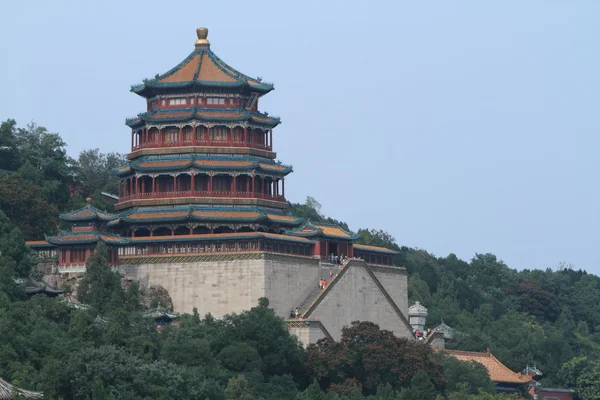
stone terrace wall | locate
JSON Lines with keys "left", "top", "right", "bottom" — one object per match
{"left": 311, "top": 264, "right": 412, "bottom": 341}
{"left": 264, "top": 257, "right": 323, "bottom": 318}
{"left": 371, "top": 266, "right": 409, "bottom": 319}
{"left": 120, "top": 253, "right": 319, "bottom": 317}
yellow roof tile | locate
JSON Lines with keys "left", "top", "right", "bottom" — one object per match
{"left": 158, "top": 54, "right": 201, "bottom": 83}
{"left": 446, "top": 350, "right": 532, "bottom": 384}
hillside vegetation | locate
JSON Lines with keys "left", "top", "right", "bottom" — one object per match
{"left": 1, "top": 119, "right": 598, "bottom": 399}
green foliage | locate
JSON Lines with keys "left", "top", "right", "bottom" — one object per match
{"left": 440, "top": 355, "right": 495, "bottom": 394}
{"left": 0, "top": 173, "right": 59, "bottom": 240}
{"left": 78, "top": 243, "right": 140, "bottom": 314}
{"left": 307, "top": 321, "right": 444, "bottom": 395}
{"left": 0, "top": 211, "right": 35, "bottom": 300}
{"left": 557, "top": 356, "right": 600, "bottom": 400}
{"left": 74, "top": 148, "right": 126, "bottom": 197}
{"left": 289, "top": 196, "right": 350, "bottom": 231}
{"left": 0, "top": 119, "right": 20, "bottom": 171}
{"left": 397, "top": 370, "right": 437, "bottom": 400}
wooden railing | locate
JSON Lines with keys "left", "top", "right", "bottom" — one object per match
{"left": 132, "top": 141, "right": 272, "bottom": 152}
{"left": 119, "top": 191, "right": 285, "bottom": 202}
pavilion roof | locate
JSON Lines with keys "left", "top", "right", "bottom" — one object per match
{"left": 445, "top": 349, "right": 533, "bottom": 384}
{"left": 25, "top": 240, "right": 55, "bottom": 249}
{"left": 131, "top": 28, "right": 273, "bottom": 98}
{"left": 353, "top": 244, "right": 399, "bottom": 255}
{"left": 128, "top": 231, "right": 315, "bottom": 245}
{"left": 109, "top": 206, "right": 301, "bottom": 226}
{"left": 287, "top": 221, "right": 359, "bottom": 241}
{"left": 143, "top": 307, "right": 180, "bottom": 321}
{"left": 116, "top": 155, "right": 292, "bottom": 176}
{"left": 46, "top": 231, "right": 127, "bottom": 246}
{"left": 126, "top": 108, "right": 280, "bottom": 128}
{"left": 0, "top": 377, "right": 43, "bottom": 399}
{"left": 60, "top": 203, "right": 117, "bottom": 222}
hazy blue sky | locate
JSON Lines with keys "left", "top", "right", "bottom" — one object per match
{"left": 1, "top": 1, "right": 598, "bottom": 273}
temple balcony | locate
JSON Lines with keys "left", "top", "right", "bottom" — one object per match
{"left": 131, "top": 140, "right": 272, "bottom": 152}
{"left": 118, "top": 190, "right": 285, "bottom": 203}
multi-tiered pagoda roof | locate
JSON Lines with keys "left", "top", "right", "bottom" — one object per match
{"left": 27, "top": 27, "right": 398, "bottom": 271}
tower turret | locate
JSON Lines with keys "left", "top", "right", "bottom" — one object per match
{"left": 408, "top": 301, "right": 428, "bottom": 333}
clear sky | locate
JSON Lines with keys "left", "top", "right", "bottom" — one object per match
{"left": 1, "top": 1, "right": 598, "bottom": 273}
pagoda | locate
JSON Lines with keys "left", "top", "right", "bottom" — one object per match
{"left": 27, "top": 28, "right": 411, "bottom": 346}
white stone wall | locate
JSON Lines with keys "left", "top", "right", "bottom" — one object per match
{"left": 264, "top": 259, "right": 322, "bottom": 318}
{"left": 121, "top": 256, "right": 320, "bottom": 317}
{"left": 311, "top": 265, "right": 412, "bottom": 341}
{"left": 288, "top": 326, "right": 325, "bottom": 347}
{"left": 372, "top": 269, "right": 409, "bottom": 319}
{"left": 122, "top": 259, "right": 266, "bottom": 316}
{"left": 121, "top": 257, "right": 412, "bottom": 345}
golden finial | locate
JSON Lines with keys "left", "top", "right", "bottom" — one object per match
{"left": 86, "top": 197, "right": 92, "bottom": 205}
{"left": 195, "top": 27, "right": 210, "bottom": 47}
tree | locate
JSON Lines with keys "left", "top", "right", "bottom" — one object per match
{"left": 74, "top": 149, "right": 126, "bottom": 197}
{"left": 0, "top": 173, "right": 59, "bottom": 240}
{"left": 518, "top": 281, "right": 561, "bottom": 322}
{"left": 558, "top": 356, "right": 600, "bottom": 400}
{"left": 0, "top": 119, "right": 20, "bottom": 172}
{"left": 0, "top": 211, "right": 36, "bottom": 301}
{"left": 355, "top": 229, "right": 400, "bottom": 252}
{"left": 440, "top": 355, "right": 495, "bottom": 395}
{"left": 14, "top": 122, "right": 74, "bottom": 209}
{"left": 306, "top": 321, "right": 444, "bottom": 395}
{"left": 225, "top": 375, "right": 258, "bottom": 400}
{"left": 78, "top": 243, "right": 139, "bottom": 313}
{"left": 398, "top": 370, "right": 438, "bottom": 400}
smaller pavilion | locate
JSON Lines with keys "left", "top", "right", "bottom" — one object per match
{"left": 44, "top": 199, "right": 125, "bottom": 272}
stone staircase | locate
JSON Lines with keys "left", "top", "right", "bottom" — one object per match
{"left": 287, "top": 263, "right": 338, "bottom": 318}
{"left": 298, "top": 261, "right": 351, "bottom": 318}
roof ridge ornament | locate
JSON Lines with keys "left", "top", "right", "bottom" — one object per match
{"left": 195, "top": 27, "right": 210, "bottom": 48}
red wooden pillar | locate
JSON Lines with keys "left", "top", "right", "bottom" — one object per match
{"left": 131, "top": 132, "right": 134, "bottom": 151}
{"left": 171, "top": 228, "right": 175, "bottom": 236}
{"left": 152, "top": 176, "right": 156, "bottom": 196}
{"left": 252, "top": 175, "right": 255, "bottom": 195}
{"left": 158, "top": 128, "right": 163, "bottom": 146}
{"left": 141, "top": 178, "right": 145, "bottom": 194}
{"left": 246, "top": 176, "right": 250, "bottom": 194}
{"left": 189, "top": 226, "right": 193, "bottom": 235}
{"left": 229, "top": 127, "right": 234, "bottom": 146}
{"left": 190, "top": 174, "right": 195, "bottom": 193}
{"left": 117, "top": 181, "right": 121, "bottom": 199}
{"left": 178, "top": 127, "right": 183, "bottom": 146}
{"left": 269, "top": 130, "right": 272, "bottom": 149}
{"left": 313, "top": 241, "right": 321, "bottom": 257}
{"left": 232, "top": 175, "right": 237, "bottom": 194}
{"left": 207, "top": 126, "right": 212, "bottom": 145}
{"left": 192, "top": 126, "right": 197, "bottom": 146}
{"left": 243, "top": 126, "right": 247, "bottom": 144}
{"left": 282, "top": 178, "right": 285, "bottom": 198}
{"left": 173, "top": 175, "right": 177, "bottom": 193}
{"left": 262, "top": 177, "right": 266, "bottom": 197}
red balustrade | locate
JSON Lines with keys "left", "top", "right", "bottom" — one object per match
{"left": 118, "top": 190, "right": 285, "bottom": 203}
